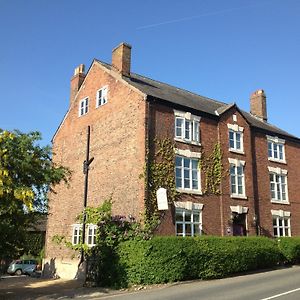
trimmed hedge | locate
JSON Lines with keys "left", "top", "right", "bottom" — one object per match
{"left": 110, "top": 236, "right": 282, "bottom": 287}
{"left": 277, "top": 237, "right": 300, "bottom": 264}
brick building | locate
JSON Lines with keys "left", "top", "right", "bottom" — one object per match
{"left": 45, "top": 42, "right": 300, "bottom": 279}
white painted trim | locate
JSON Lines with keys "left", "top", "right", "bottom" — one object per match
{"left": 230, "top": 205, "right": 248, "bottom": 214}
{"left": 227, "top": 123, "right": 244, "bottom": 132}
{"left": 174, "top": 201, "right": 204, "bottom": 210}
{"left": 267, "top": 135, "right": 285, "bottom": 144}
{"left": 228, "top": 158, "right": 245, "bottom": 166}
{"left": 268, "top": 166, "right": 288, "bottom": 175}
{"left": 271, "top": 209, "right": 291, "bottom": 217}
{"left": 175, "top": 148, "right": 201, "bottom": 158}
{"left": 174, "top": 110, "right": 201, "bottom": 122}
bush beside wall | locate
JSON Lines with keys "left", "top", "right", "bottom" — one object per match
{"left": 277, "top": 237, "right": 300, "bottom": 264}
{"left": 110, "top": 236, "right": 282, "bottom": 287}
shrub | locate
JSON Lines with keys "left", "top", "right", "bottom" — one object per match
{"left": 277, "top": 237, "right": 300, "bottom": 264}
{"left": 114, "top": 236, "right": 282, "bottom": 287}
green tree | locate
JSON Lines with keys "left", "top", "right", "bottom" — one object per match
{"left": 0, "top": 129, "right": 69, "bottom": 259}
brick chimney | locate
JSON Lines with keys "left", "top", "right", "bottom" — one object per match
{"left": 250, "top": 89, "right": 267, "bottom": 121}
{"left": 70, "top": 64, "right": 85, "bottom": 105}
{"left": 112, "top": 42, "right": 132, "bottom": 76}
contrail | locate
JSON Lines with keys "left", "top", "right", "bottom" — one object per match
{"left": 137, "top": 1, "right": 272, "bottom": 30}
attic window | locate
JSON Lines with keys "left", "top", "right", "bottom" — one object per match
{"left": 79, "top": 97, "right": 89, "bottom": 116}
{"left": 96, "top": 86, "right": 108, "bottom": 107}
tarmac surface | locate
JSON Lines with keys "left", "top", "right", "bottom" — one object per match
{"left": 0, "top": 274, "right": 163, "bottom": 300}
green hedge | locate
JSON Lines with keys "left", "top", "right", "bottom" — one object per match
{"left": 110, "top": 236, "right": 282, "bottom": 287}
{"left": 277, "top": 237, "right": 300, "bottom": 264}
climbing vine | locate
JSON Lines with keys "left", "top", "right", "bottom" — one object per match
{"left": 145, "top": 138, "right": 178, "bottom": 218}
{"left": 199, "top": 142, "right": 224, "bottom": 195}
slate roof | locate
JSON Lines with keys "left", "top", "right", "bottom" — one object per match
{"left": 96, "top": 60, "right": 299, "bottom": 141}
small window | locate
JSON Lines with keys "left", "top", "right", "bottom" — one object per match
{"left": 72, "top": 224, "right": 82, "bottom": 245}
{"left": 228, "top": 124, "right": 244, "bottom": 153}
{"left": 174, "top": 111, "right": 200, "bottom": 144}
{"left": 87, "top": 224, "right": 97, "bottom": 247}
{"left": 267, "top": 136, "right": 285, "bottom": 163}
{"left": 79, "top": 97, "right": 89, "bottom": 116}
{"left": 175, "top": 156, "right": 200, "bottom": 192}
{"left": 273, "top": 216, "right": 291, "bottom": 237}
{"left": 175, "top": 208, "right": 202, "bottom": 237}
{"left": 96, "top": 86, "right": 108, "bottom": 107}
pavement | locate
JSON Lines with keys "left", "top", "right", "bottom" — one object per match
{"left": 0, "top": 274, "right": 164, "bottom": 300}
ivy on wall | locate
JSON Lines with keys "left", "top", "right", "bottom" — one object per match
{"left": 199, "top": 143, "right": 224, "bottom": 195}
{"left": 144, "top": 138, "right": 178, "bottom": 218}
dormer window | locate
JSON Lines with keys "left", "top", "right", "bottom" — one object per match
{"left": 227, "top": 124, "right": 244, "bottom": 154}
{"left": 174, "top": 110, "right": 200, "bottom": 144}
{"left": 96, "top": 86, "right": 108, "bottom": 107}
{"left": 79, "top": 97, "right": 89, "bottom": 116}
{"left": 267, "top": 135, "right": 285, "bottom": 163}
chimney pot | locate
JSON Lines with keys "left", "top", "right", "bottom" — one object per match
{"left": 112, "top": 42, "right": 132, "bottom": 76}
{"left": 70, "top": 64, "right": 86, "bottom": 106}
{"left": 250, "top": 89, "right": 267, "bottom": 121}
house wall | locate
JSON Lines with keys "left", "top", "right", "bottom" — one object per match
{"left": 252, "top": 131, "right": 300, "bottom": 236}
{"left": 44, "top": 63, "right": 147, "bottom": 279}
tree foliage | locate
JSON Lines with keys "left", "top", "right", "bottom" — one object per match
{"left": 0, "top": 129, "right": 69, "bottom": 259}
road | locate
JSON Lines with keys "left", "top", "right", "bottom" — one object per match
{"left": 1, "top": 266, "right": 300, "bottom": 299}
{"left": 96, "top": 266, "right": 300, "bottom": 300}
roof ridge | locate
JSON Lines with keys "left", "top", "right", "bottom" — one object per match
{"left": 96, "top": 59, "right": 227, "bottom": 106}
{"left": 131, "top": 72, "right": 227, "bottom": 106}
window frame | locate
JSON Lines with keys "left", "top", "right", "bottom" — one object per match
{"left": 174, "top": 202, "right": 203, "bottom": 237}
{"left": 272, "top": 210, "right": 291, "bottom": 237}
{"left": 268, "top": 166, "right": 289, "bottom": 204}
{"left": 72, "top": 224, "right": 82, "bottom": 245}
{"left": 175, "top": 149, "right": 201, "bottom": 194}
{"left": 227, "top": 124, "right": 244, "bottom": 154}
{"left": 228, "top": 158, "right": 246, "bottom": 199}
{"left": 79, "top": 97, "right": 89, "bottom": 116}
{"left": 87, "top": 224, "right": 97, "bottom": 247}
{"left": 267, "top": 135, "right": 286, "bottom": 163}
{"left": 96, "top": 86, "right": 108, "bottom": 108}
{"left": 174, "top": 110, "right": 200, "bottom": 145}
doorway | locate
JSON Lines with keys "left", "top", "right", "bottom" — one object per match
{"left": 232, "top": 212, "right": 247, "bottom": 236}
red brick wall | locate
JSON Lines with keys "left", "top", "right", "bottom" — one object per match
{"left": 253, "top": 131, "right": 300, "bottom": 236}
{"left": 45, "top": 62, "right": 147, "bottom": 259}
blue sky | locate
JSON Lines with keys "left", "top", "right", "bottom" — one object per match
{"left": 0, "top": 0, "right": 299, "bottom": 146}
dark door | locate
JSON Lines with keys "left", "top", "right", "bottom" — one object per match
{"left": 232, "top": 213, "right": 247, "bottom": 236}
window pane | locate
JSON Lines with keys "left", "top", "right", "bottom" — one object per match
{"left": 176, "top": 223, "right": 183, "bottom": 235}
{"left": 192, "top": 179, "right": 198, "bottom": 190}
{"left": 184, "top": 158, "right": 190, "bottom": 168}
{"left": 279, "top": 145, "right": 283, "bottom": 160}
{"left": 194, "top": 121, "right": 199, "bottom": 142}
{"left": 230, "top": 165, "right": 235, "bottom": 175}
{"left": 236, "top": 133, "right": 241, "bottom": 149}
{"left": 185, "top": 211, "right": 191, "bottom": 222}
{"left": 268, "top": 142, "right": 272, "bottom": 158}
{"left": 176, "top": 118, "right": 183, "bottom": 137}
{"left": 194, "top": 224, "right": 200, "bottom": 235}
{"left": 176, "top": 211, "right": 183, "bottom": 222}
{"left": 229, "top": 131, "right": 234, "bottom": 148}
{"left": 185, "top": 224, "right": 191, "bottom": 236}
{"left": 185, "top": 120, "right": 191, "bottom": 139}
{"left": 175, "top": 156, "right": 182, "bottom": 167}
{"left": 237, "top": 166, "right": 243, "bottom": 176}
{"left": 193, "top": 212, "right": 200, "bottom": 223}
{"left": 192, "top": 160, "right": 198, "bottom": 170}
{"left": 274, "top": 144, "right": 278, "bottom": 158}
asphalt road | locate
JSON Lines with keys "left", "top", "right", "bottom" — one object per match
{"left": 1, "top": 266, "right": 300, "bottom": 299}
{"left": 96, "top": 266, "right": 300, "bottom": 300}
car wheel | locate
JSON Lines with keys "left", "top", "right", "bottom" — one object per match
{"left": 15, "top": 269, "right": 22, "bottom": 276}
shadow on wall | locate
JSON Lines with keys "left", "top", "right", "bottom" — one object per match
{"left": 42, "top": 258, "right": 58, "bottom": 278}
